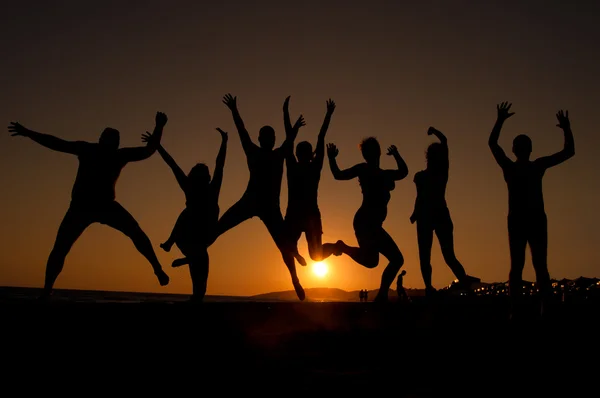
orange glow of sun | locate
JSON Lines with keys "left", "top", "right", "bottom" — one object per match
{"left": 313, "top": 261, "right": 328, "bottom": 278}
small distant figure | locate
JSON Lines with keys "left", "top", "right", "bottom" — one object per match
{"left": 359, "top": 289, "right": 365, "bottom": 302}
{"left": 326, "top": 137, "right": 409, "bottom": 302}
{"left": 143, "top": 127, "right": 228, "bottom": 302}
{"left": 488, "top": 102, "right": 575, "bottom": 318}
{"left": 8, "top": 113, "right": 170, "bottom": 299}
{"left": 397, "top": 270, "right": 408, "bottom": 301}
{"left": 364, "top": 290, "right": 369, "bottom": 302}
{"left": 410, "top": 127, "right": 480, "bottom": 297}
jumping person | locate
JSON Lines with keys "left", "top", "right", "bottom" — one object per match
{"left": 8, "top": 112, "right": 170, "bottom": 299}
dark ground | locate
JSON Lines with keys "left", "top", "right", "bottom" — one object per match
{"left": 1, "top": 291, "right": 597, "bottom": 396}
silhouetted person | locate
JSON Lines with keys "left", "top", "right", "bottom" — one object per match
{"left": 410, "top": 127, "right": 480, "bottom": 296}
{"left": 283, "top": 97, "right": 339, "bottom": 262}
{"left": 364, "top": 290, "right": 369, "bottom": 302}
{"left": 327, "top": 138, "right": 409, "bottom": 302}
{"left": 396, "top": 270, "right": 408, "bottom": 301}
{"left": 8, "top": 113, "right": 170, "bottom": 299}
{"left": 210, "top": 94, "right": 306, "bottom": 300}
{"left": 359, "top": 289, "right": 364, "bottom": 302}
{"left": 142, "top": 128, "right": 228, "bottom": 301}
{"left": 488, "top": 102, "right": 575, "bottom": 317}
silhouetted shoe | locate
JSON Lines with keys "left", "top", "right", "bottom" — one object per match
{"left": 155, "top": 270, "right": 170, "bottom": 286}
{"left": 160, "top": 241, "right": 173, "bottom": 252}
{"left": 293, "top": 279, "right": 305, "bottom": 301}
{"left": 457, "top": 275, "right": 480, "bottom": 290}
{"left": 172, "top": 257, "right": 189, "bottom": 268}
{"left": 373, "top": 294, "right": 388, "bottom": 303}
{"left": 294, "top": 251, "right": 307, "bottom": 266}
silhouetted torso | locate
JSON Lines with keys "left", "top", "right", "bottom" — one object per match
{"left": 184, "top": 184, "right": 220, "bottom": 228}
{"left": 287, "top": 160, "right": 321, "bottom": 214}
{"left": 413, "top": 168, "right": 448, "bottom": 219}
{"left": 245, "top": 147, "right": 285, "bottom": 207}
{"left": 71, "top": 143, "right": 127, "bottom": 204}
{"left": 502, "top": 160, "right": 546, "bottom": 218}
{"left": 356, "top": 163, "right": 395, "bottom": 223}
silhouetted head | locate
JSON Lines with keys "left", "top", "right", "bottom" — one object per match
{"left": 258, "top": 126, "right": 276, "bottom": 150}
{"left": 426, "top": 142, "right": 448, "bottom": 171}
{"left": 99, "top": 128, "right": 120, "bottom": 151}
{"left": 188, "top": 163, "right": 211, "bottom": 187}
{"left": 401, "top": 270, "right": 406, "bottom": 276}
{"left": 512, "top": 134, "right": 532, "bottom": 160}
{"left": 296, "top": 141, "right": 313, "bottom": 163}
{"left": 359, "top": 137, "right": 381, "bottom": 165}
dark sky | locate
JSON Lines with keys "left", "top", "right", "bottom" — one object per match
{"left": 1, "top": 0, "right": 598, "bottom": 295}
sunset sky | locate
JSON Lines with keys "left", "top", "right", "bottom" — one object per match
{"left": 1, "top": 0, "right": 598, "bottom": 296}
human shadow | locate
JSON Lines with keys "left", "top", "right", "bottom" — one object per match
{"left": 142, "top": 127, "right": 228, "bottom": 302}
{"left": 410, "top": 127, "right": 480, "bottom": 297}
{"left": 326, "top": 137, "right": 409, "bottom": 302}
{"left": 488, "top": 102, "right": 575, "bottom": 319}
{"left": 282, "top": 96, "right": 340, "bottom": 264}
{"left": 8, "top": 113, "right": 170, "bottom": 299}
{"left": 207, "top": 94, "right": 307, "bottom": 301}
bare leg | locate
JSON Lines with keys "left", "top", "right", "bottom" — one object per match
{"left": 435, "top": 215, "right": 480, "bottom": 288}
{"left": 508, "top": 216, "right": 528, "bottom": 318}
{"left": 374, "top": 228, "right": 405, "bottom": 301}
{"left": 99, "top": 202, "right": 169, "bottom": 286}
{"left": 188, "top": 249, "right": 209, "bottom": 302}
{"left": 41, "top": 206, "right": 92, "bottom": 298}
{"left": 161, "top": 208, "right": 188, "bottom": 252}
{"left": 416, "top": 220, "right": 434, "bottom": 291}
{"left": 262, "top": 210, "right": 305, "bottom": 301}
{"left": 208, "top": 198, "right": 254, "bottom": 245}
{"left": 530, "top": 215, "right": 550, "bottom": 315}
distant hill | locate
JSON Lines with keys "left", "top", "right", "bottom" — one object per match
{"left": 250, "top": 287, "right": 426, "bottom": 302}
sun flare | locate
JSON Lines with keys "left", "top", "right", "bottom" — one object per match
{"left": 313, "top": 261, "right": 328, "bottom": 278}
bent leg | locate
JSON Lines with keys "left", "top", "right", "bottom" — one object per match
{"left": 416, "top": 220, "right": 434, "bottom": 289}
{"left": 209, "top": 198, "right": 253, "bottom": 245}
{"left": 435, "top": 215, "right": 474, "bottom": 284}
{"left": 42, "top": 207, "right": 92, "bottom": 297}
{"left": 262, "top": 210, "right": 305, "bottom": 301}
{"left": 99, "top": 202, "right": 169, "bottom": 286}
{"left": 305, "top": 215, "right": 325, "bottom": 261}
{"left": 375, "top": 228, "right": 405, "bottom": 301}
{"left": 161, "top": 209, "right": 187, "bottom": 252}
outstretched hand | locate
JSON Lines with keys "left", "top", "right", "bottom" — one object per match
{"left": 216, "top": 127, "right": 228, "bottom": 142}
{"left": 223, "top": 93, "right": 237, "bottom": 110}
{"left": 156, "top": 112, "right": 168, "bottom": 127}
{"left": 386, "top": 145, "right": 399, "bottom": 157}
{"left": 8, "top": 122, "right": 29, "bottom": 137}
{"left": 326, "top": 143, "right": 338, "bottom": 158}
{"left": 293, "top": 115, "right": 306, "bottom": 131}
{"left": 556, "top": 110, "right": 570, "bottom": 129}
{"left": 497, "top": 102, "right": 515, "bottom": 121}
{"left": 141, "top": 131, "right": 157, "bottom": 145}
{"left": 326, "top": 99, "right": 336, "bottom": 114}
{"left": 427, "top": 127, "right": 440, "bottom": 136}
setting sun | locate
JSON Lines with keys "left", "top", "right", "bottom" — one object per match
{"left": 313, "top": 261, "right": 328, "bottom": 278}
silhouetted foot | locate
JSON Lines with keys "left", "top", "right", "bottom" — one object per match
{"left": 172, "top": 257, "right": 189, "bottom": 268}
{"left": 294, "top": 251, "right": 307, "bottom": 266}
{"left": 155, "top": 270, "right": 169, "bottom": 286}
{"left": 425, "top": 286, "right": 437, "bottom": 298}
{"left": 293, "top": 279, "right": 305, "bottom": 301}
{"left": 457, "top": 275, "right": 480, "bottom": 290}
{"left": 373, "top": 294, "right": 388, "bottom": 303}
{"left": 160, "top": 240, "right": 173, "bottom": 252}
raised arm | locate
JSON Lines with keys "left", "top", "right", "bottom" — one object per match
{"left": 141, "top": 131, "right": 187, "bottom": 192}
{"left": 211, "top": 128, "right": 228, "bottom": 198}
{"left": 535, "top": 110, "right": 575, "bottom": 170}
{"left": 222, "top": 93, "right": 256, "bottom": 154}
{"left": 488, "top": 102, "right": 514, "bottom": 168}
{"left": 314, "top": 99, "right": 336, "bottom": 170}
{"left": 427, "top": 126, "right": 447, "bottom": 146}
{"left": 280, "top": 113, "right": 305, "bottom": 156}
{"left": 385, "top": 145, "right": 409, "bottom": 180}
{"left": 120, "top": 112, "right": 167, "bottom": 163}
{"left": 282, "top": 96, "right": 299, "bottom": 162}
{"left": 8, "top": 122, "right": 85, "bottom": 155}
{"left": 326, "top": 143, "right": 361, "bottom": 180}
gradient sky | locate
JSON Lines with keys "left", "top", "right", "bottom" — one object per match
{"left": 1, "top": 0, "right": 598, "bottom": 296}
